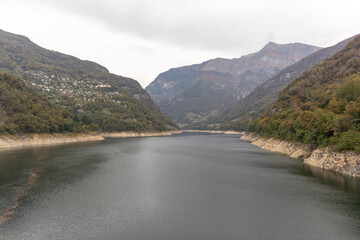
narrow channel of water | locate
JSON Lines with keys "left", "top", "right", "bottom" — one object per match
{"left": 0, "top": 133, "right": 359, "bottom": 239}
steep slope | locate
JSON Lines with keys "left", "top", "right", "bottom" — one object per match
{"left": 0, "top": 29, "right": 176, "bottom": 132}
{"left": 217, "top": 35, "right": 357, "bottom": 130}
{"left": 249, "top": 35, "right": 360, "bottom": 152}
{"left": 146, "top": 42, "right": 320, "bottom": 127}
{"left": 0, "top": 73, "right": 72, "bottom": 134}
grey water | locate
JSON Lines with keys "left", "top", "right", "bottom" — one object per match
{"left": 0, "top": 133, "right": 360, "bottom": 240}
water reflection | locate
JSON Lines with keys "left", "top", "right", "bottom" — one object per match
{"left": 243, "top": 149, "right": 360, "bottom": 194}
{"left": 301, "top": 164, "right": 360, "bottom": 193}
{"left": 0, "top": 142, "right": 108, "bottom": 228}
{"left": 0, "top": 167, "right": 44, "bottom": 225}
{"left": 0, "top": 135, "right": 359, "bottom": 240}
{"left": 0, "top": 149, "right": 49, "bottom": 223}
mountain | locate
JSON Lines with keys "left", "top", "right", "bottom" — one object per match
{"left": 249, "top": 35, "right": 360, "bottom": 152}
{"left": 146, "top": 42, "right": 321, "bottom": 127}
{"left": 217, "top": 35, "right": 358, "bottom": 130}
{"left": 0, "top": 29, "right": 176, "bottom": 133}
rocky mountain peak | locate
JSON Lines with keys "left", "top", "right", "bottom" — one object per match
{"left": 146, "top": 41, "right": 321, "bottom": 127}
{"left": 261, "top": 41, "right": 280, "bottom": 50}
{"left": 260, "top": 41, "right": 321, "bottom": 54}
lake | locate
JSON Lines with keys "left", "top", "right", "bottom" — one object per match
{"left": 0, "top": 133, "right": 360, "bottom": 239}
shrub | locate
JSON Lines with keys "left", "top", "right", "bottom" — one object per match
{"left": 336, "top": 130, "right": 360, "bottom": 152}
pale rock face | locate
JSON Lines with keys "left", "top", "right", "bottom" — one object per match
{"left": 0, "top": 131, "right": 183, "bottom": 150}
{"left": 250, "top": 137, "right": 311, "bottom": 159}
{"left": 305, "top": 150, "right": 360, "bottom": 177}
{"left": 162, "top": 81, "right": 174, "bottom": 90}
{"left": 100, "top": 131, "right": 181, "bottom": 138}
{"left": 240, "top": 132, "right": 261, "bottom": 142}
{"left": 0, "top": 134, "right": 104, "bottom": 149}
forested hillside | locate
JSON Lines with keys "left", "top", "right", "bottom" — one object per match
{"left": 249, "top": 36, "right": 360, "bottom": 152}
{"left": 0, "top": 73, "right": 72, "bottom": 134}
{"left": 217, "top": 35, "right": 356, "bottom": 130}
{"left": 0, "top": 29, "right": 176, "bottom": 133}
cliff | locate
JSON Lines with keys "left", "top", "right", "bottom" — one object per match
{"left": 241, "top": 133, "right": 360, "bottom": 177}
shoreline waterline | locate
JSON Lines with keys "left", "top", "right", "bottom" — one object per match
{"left": 241, "top": 132, "right": 360, "bottom": 178}
{"left": 182, "top": 130, "right": 244, "bottom": 134}
{"left": 0, "top": 131, "right": 183, "bottom": 150}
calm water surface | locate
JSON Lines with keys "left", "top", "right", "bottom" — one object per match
{"left": 0, "top": 133, "right": 360, "bottom": 239}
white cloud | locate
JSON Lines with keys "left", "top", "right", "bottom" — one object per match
{"left": 0, "top": 0, "right": 360, "bottom": 87}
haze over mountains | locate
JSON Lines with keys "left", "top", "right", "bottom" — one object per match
{"left": 146, "top": 42, "right": 321, "bottom": 127}
{"left": 0, "top": 29, "right": 176, "bottom": 134}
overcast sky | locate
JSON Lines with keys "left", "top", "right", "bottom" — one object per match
{"left": 1, "top": 0, "right": 360, "bottom": 87}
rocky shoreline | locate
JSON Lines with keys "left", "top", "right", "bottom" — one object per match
{"left": 241, "top": 132, "right": 360, "bottom": 178}
{"left": 100, "top": 130, "right": 182, "bottom": 138}
{"left": 0, "top": 133, "right": 104, "bottom": 150}
{"left": 0, "top": 131, "right": 183, "bottom": 150}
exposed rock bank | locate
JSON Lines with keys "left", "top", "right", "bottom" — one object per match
{"left": 241, "top": 132, "right": 360, "bottom": 177}
{"left": 0, "top": 133, "right": 104, "bottom": 150}
{"left": 0, "top": 131, "right": 183, "bottom": 150}
{"left": 305, "top": 149, "right": 360, "bottom": 177}
{"left": 100, "top": 131, "right": 182, "bottom": 138}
